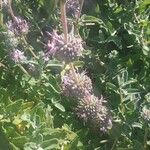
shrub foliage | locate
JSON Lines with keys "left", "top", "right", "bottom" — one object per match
{"left": 0, "top": 0, "right": 150, "bottom": 149}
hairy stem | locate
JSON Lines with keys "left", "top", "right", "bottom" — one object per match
{"left": 60, "top": 0, "right": 68, "bottom": 44}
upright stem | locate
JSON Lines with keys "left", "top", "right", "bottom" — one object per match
{"left": 144, "top": 126, "right": 148, "bottom": 149}
{"left": 78, "top": 0, "right": 84, "bottom": 19}
{"left": 70, "top": 63, "right": 79, "bottom": 84}
{"left": 111, "top": 138, "right": 117, "bottom": 150}
{"left": 0, "top": 0, "right": 3, "bottom": 26}
{"left": 60, "top": 0, "right": 68, "bottom": 44}
{"left": 22, "top": 37, "right": 38, "bottom": 59}
{"left": 18, "top": 64, "right": 30, "bottom": 76}
{"left": 8, "top": 0, "right": 16, "bottom": 20}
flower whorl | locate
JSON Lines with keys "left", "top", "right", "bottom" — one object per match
{"left": 75, "top": 95, "right": 112, "bottom": 132}
{"left": 7, "top": 16, "right": 29, "bottom": 35}
{"left": 46, "top": 31, "right": 83, "bottom": 63}
{"left": 62, "top": 70, "right": 93, "bottom": 100}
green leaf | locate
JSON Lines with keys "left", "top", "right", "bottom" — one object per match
{"left": 40, "top": 139, "right": 59, "bottom": 149}
{"left": 106, "top": 82, "right": 118, "bottom": 93}
{"left": 6, "top": 100, "right": 23, "bottom": 115}
{"left": 133, "top": 140, "right": 144, "bottom": 150}
{"left": 54, "top": 103, "right": 65, "bottom": 112}
{"left": 11, "top": 136, "right": 29, "bottom": 148}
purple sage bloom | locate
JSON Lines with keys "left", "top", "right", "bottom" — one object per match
{"left": 62, "top": 70, "right": 93, "bottom": 100}
{"left": 45, "top": 30, "right": 83, "bottom": 63}
{"left": 7, "top": 16, "right": 29, "bottom": 35}
{"left": 10, "top": 49, "right": 26, "bottom": 63}
{"left": 75, "top": 94, "right": 112, "bottom": 132}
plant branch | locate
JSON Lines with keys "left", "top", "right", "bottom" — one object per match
{"left": 8, "top": 0, "right": 16, "bottom": 20}
{"left": 60, "top": 0, "right": 68, "bottom": 44}
{"left": 78, "top": 0, "right": 84, "bottom": 19}
{"left": 144, "top": 126, "right": 148, "bottom": 149}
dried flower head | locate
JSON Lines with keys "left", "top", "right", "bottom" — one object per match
{"left": 141, "top": 106, "right": 150, "bottom": 122}
{"left": 45, "top": 31, "right": 83, "bottom": 63}
{"left": 66, "top": 0, "right": 80, "bottom": 18}
{"left": 10, "top": 49, "right": 26, "bottom": 63}
{"left": 7, "top": 16, "right": 29, "bottom": 35}
{"left": 62, "top": 70, "right": 93, "bottom": 100}
{"left": 75, "top": 94, "right": 112, "bottom": 132}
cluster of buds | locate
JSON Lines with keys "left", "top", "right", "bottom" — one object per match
{"left": 45, "top": 31, "right": 83, "bottom": 63}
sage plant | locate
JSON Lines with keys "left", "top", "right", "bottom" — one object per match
{"left": 58, "top": 0, "right": 112, "bottom": 132}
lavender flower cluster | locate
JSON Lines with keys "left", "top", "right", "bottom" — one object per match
{"left": 3, "top": 1, "right": 29, "bottom": 63}
{"left": 45, "top": 31, "right": 83, "bottom": 63}
{"left": 10, "top": 49, "right": 26, "bottom": 63}
{"left": 7, "top": 16, "right": 29, "bottom": 35}
{"left": 75, "top": 95, "right": 112, "bottom": 132}
{"left": 62, "top": 69, "right": 112, "bottom": 132}
{"left": 62, "top": 70, "right": 93, "bottom": 99}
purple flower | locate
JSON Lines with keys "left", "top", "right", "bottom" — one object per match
{"left": 75, "top": 94, "right": 112, "bottom": 132}
{"left": 62, "top": 70, "right": 93, "bottom": 100}
{"left": 45, "top": 31, "right": 83, "bottom": 63}
{"left": 66, "top": 0, "right": 80, "bottom": 18}
{"left": 7, "top": 16, "right": 29, "bottom": 35}
{"left": 10, "top": 49, "right": 26, "bottom": 63}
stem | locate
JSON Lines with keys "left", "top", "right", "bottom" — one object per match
{"left": 111, "top": 138, "right": 117, "bottom": 150}
{"left": 8, "top": 0, "right": 16, "bottom": 20}
{"left": 60, "top": 0, "right": 68, "bottom": 44}
{"left": 22, "top": 37, "right": 38, "bottom": 59}
{"left": 18, "top": 64, "right": 30, "bottom": 76}
{"left": 0, "top": 0, "right": 3, "bottom": 26}
{"left": 144, "top": 126, "right": 148, "bottom": 149}
{"left": 69, "top": 63, "right": 79, "bottom": 84}
{"left": 78, "top": 0, "right": 84, "bottom": 19}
